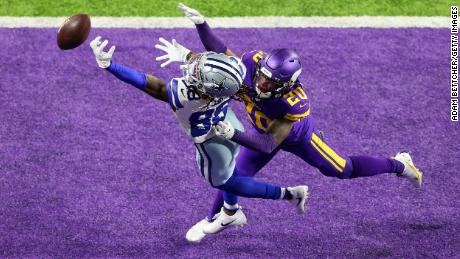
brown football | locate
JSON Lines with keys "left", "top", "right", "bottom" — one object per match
{"left": 57, "top": 14, "right": 91, "bottom": 50}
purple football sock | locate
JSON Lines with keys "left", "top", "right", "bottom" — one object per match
{"left": 223, "top": 191, "right": 238, "bottom": 211}
{"left": 350, "top": 156, "right": 405, "bottom": 178}
{"left": 208, "top": 191, "right": 224, "bottom": 221}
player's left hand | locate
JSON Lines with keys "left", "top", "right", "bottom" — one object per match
{"left": 214, "top": 121, "right": 235, "bottom": 139}
{"left": 178, "top": 3, "right": 205, "bottom": 24}
{"left": 155, "top": 38, "right": 191, "bottom": 67}
{"left": 90, "top": 36, "right": 116, "bottom": 69}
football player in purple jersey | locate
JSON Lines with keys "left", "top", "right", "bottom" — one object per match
{"left": 178, "top": 3, "right": 423, "bottom": 243}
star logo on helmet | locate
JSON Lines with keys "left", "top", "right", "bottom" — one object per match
{"left": 214, "top": 81, "right": 226, "bottom": 92}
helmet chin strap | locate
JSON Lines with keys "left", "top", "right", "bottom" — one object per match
{"left": 255, "top": 86, "right": 272, "bottom": 99}
{"left": 255, "top": 79, "right": 291, "bottom": 100}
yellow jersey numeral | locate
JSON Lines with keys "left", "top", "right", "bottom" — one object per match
{"left": 252, "top": 51, "right": 263, "bottom": 63}
{"left": 286, "top": 87, "right": 308, "bottom": 106}
{"left": 246, "top": 102, "right": 271, "bottom": 131}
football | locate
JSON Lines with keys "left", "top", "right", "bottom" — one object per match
{"left": 57, "top": 14, "right": 91, "bottom": 50}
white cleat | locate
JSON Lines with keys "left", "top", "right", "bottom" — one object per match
{"left": 185, "top": 218, "right": 210, "bottom": 244}
{"left": 203, "top": 207, "right": 247, "bottom": 234}
{"left": 288, "top": 185, "right": 309, "bottom": 214}
{"left": 394, "top": 152, "right": 423, "bottom": 188}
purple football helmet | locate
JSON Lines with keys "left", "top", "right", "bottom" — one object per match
{"left": 254, "top": 48, "right": 302, "bottom": 99}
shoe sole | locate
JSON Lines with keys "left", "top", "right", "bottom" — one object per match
{"left": 394, "top": 152, "right": 423, "bottom": 188}
{"left": 297, "top": 186, "right": 309, "bottom": 214}
{"left": 203, "top": 218, "right": 248, "bottom": 234}
{"left": 407, "top": 162, "right": 423, "bottom": 188}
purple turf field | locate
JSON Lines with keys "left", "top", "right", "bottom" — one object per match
{"left": 0, "top": 27, "right": 459, "bottom": 258}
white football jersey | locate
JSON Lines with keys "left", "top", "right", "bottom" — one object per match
{"left": 166, "top": 77, "right": 229, "bottom": 143}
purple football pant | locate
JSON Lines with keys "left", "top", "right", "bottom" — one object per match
{"left": 207, "top": 127, "right": 402, "bottom": 220}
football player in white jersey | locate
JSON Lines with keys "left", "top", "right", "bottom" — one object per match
{"left": 90, "top": 36, "right": 309, "bottom": 243}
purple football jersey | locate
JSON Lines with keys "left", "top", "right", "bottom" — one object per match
{"left": 237, "top": 50, "right": 314, "bottom": 143}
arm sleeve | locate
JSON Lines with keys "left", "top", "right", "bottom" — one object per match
{"left": 231, "top": 129, "right": 277, "bottom": 154}
{"left": 195, "top": 22, "right": 227, "bottom": 53}
{"left": 106, "top": 61, "right": 147, "bottom": 90}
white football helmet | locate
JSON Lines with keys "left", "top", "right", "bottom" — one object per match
{"left": 182, "top": 52, "right": 246, "bottom": 98}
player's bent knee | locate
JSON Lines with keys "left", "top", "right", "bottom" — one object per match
{"left": 208, "top": 167, "right": 234, "bottom": 187}
{"left": 318, "top": 160, "right": 354, "bottom": 179}
{"left": 215, "top": 174, "right": 235, "bottom": 191}
{"left": 319, "top": 168, "right": 350, "bottom": 179}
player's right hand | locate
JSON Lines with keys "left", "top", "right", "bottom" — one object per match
{"left": 214, "top": 121, "right": 235, "bottom": 140}
{"left": 90, "top": 36, "right": 115, "bottom": 69}
{"left": 155, "top": 37, "right": 191, "bottom": 67}
{"left": 178, "top": 3, "right": 205, "bottom": 24}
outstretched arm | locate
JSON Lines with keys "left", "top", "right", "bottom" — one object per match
{"left": 90, "top": 36, "right": 168, "bottom": 102}
{"left": 143, "top": 75, "right": 168, "bottom": 101}
{"left": 215, "top": 118, "right": 294, "bottom": 154}
{"left": 178, "top": 3, "right": 236, "bottom": 56}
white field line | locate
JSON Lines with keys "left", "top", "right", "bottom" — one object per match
{"left": 0, "top": 16, "right": 450, "bottom": 28}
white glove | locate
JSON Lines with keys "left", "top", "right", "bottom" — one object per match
{"left": 90, "top": 36, "right": 116, "bottom": 69}
{"left": 214, "top": 121, "right": 235, "bottom": 139}
{"left": 178, "top": 3, "right": 205, "bottom": 24}
{"left": 155, "top": 37, "right": 191, "bottom": 68}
